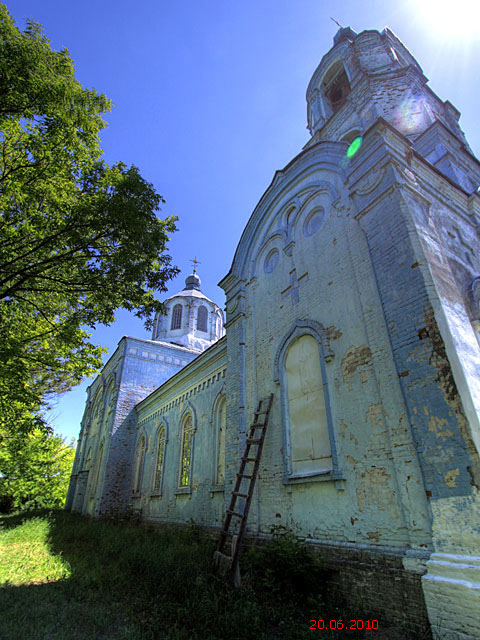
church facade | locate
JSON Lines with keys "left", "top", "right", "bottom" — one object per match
{"left": 67, "top": 27, "right": 480, "bottom": 640}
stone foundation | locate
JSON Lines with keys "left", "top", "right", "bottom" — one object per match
{"left": 422, "top": 553, "right": 480, "bottom": 640}
{"left": 245, "top": 535, "right": 432, "bottom": 638}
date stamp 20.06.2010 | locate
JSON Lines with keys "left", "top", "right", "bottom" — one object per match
{"left": 309, "top": 619, "right": 379, "bottom": 631}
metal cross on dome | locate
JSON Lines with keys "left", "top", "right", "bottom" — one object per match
{"left": 190, "top": 257, "right": 201, "bottom": 273}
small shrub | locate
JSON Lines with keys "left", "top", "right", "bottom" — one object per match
{"left": 243, "top": 525, "right": 328, "bottom": 604}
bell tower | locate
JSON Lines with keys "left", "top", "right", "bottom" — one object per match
{"left": 306, "top": 27, "right": 480, "bottom": 194}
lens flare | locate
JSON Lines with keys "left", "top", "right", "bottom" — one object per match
{"left": 393, "top": 96, "right": 429, "bottom": 135}
{"left": 346, "top": 136, "right": 363, "bottom": 159}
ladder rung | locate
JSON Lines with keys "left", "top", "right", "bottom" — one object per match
{"left": 214, "top": 394, "right": 274, "bottom": 584}
{"left": 227, "top": 509, "right": 244, "bottom": 519}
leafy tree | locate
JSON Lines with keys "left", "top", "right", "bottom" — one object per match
{"left": 0, "top": 428, "right": 76, "bottom": 512}
{"left": 0, "top": 5, "right": 178, "bottom": 434}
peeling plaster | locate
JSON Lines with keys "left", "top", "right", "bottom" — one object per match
{"left": 428, "top": 416, "right": 454, "bottom": 441}
{"left": 366, "top": 402, "right": 383, "bottom": 430}
{"left": 326, "top": 326, "right": 343, "bottom": 341}
{"left": 356, "top": 467, "right": 394, "bottom": 514}
{"left": 341, "top": 345, "right": 372, "bottom": 386}
{"left": 444, "top": 468, "right": 459, "bottom": 487}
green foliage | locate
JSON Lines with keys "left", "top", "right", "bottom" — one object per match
{"left": 0, "top": 4, "right": 178, "bottom": 436}
{"left": 243, "top": 525, "right": 328, "bottom": 604}
{"left": 0, "top": 429, "right": 75, "bottom": 512}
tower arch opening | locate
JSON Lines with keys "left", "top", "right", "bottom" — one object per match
{"left": 322, "top": 61, "right": 351, "bottom": 114}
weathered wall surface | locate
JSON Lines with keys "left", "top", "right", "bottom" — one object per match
{"left": 221, "top": 140, "right": 432, "bottom": 550}
{"left": 348, "top": 121, "right": 480, "bottom": 640}
{"left": 68, "top": 336, "right": 199, "bottom": 516}
{"left": 68, "top": 345, "right": 123, "bottom": 515}
{"left": 217, "top": 138, "right": 434, "bottom": 632}
{"left": 133, "top": 338, "right": 227, "bottom": 527}
{"left": 99, "top": 337, "right": 200, "bottom": 516}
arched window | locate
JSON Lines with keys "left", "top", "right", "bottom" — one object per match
{"left": 284, "top": 334, "right": 332, "bottom": 475}
{"left": 154, "top": 427, "right": 166, "bottom": 491}
{"left": 197, "top": 305, "right": 208, "bottom": 332}
{"left": 171, "top": 304, "right": 182, "bottom": 330}
{"left": 85, "top": 447, "right": 92, "bottom": 471}
{"left": 215, "top": 397, "right": 226, "bottom": 485}
{"left": 275, "top": 322, "right": 340, "bottom": 483}
{"left": 91, "top": 396, "right": 102, "bottom": 433}
{"left": 93, "top": 443, "right": 104, "bottom": 495}
{"left": 179, "top": 415, "right": 194, "bottom": 488}
{"left": 79, "top": 426, "right": 90, "bottom": 468}
{"left": 103, "top": 381, "right": 116, "bottom": 432}
{"left": 152, "top": 315, "right": 159, "bottom": 339}
{"left": 134, "top": 436, "right": 146, "bottom": 493}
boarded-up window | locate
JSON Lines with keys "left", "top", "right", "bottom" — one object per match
{"left": 285, "top": 334, "right": 332, "bottom": 475}
{"left": 171, "top": 304, "right": 182, "bottom": 330}
{"left": 197, "top": 305, "right": 208, "bottom": 332}
{"left": 154, "top": 427, "right": 166, "bottom": 491}
{"left": 179, "top": 415, "right": 193, "bottom": 488}
{"left": 216, "top": 397, "right": 226, "bottom": 484}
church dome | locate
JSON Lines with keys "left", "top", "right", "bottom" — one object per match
{"left": 151, "top": 271, "right": 225, "bottom": 352}
{"left": 184, "top": 272, "right": 201, "bottom": 290}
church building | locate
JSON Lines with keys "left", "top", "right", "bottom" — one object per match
{"left": 67, "top": 27, "right": 480, "bottom": 640}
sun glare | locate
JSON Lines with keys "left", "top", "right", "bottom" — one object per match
{"left": 410, "top": 0, "right": 480, "bottom": 40}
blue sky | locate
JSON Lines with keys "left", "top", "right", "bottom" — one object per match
{"left": 6, "top": 0, "right": 480, "bottom": 443}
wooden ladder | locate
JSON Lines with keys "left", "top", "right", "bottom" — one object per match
{"left": 213, "top": 393, "right": 274, "bottom": 586}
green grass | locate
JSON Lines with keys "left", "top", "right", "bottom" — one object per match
{"left": 0, "top": 515, "right": 71, "bottom": 587}
{"left": 0, "top": 511, "right": 414, "bottom": 640}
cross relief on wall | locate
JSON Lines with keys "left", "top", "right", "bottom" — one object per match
{"left": 281, "top": 268, "right": 309, "bottom": 306}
